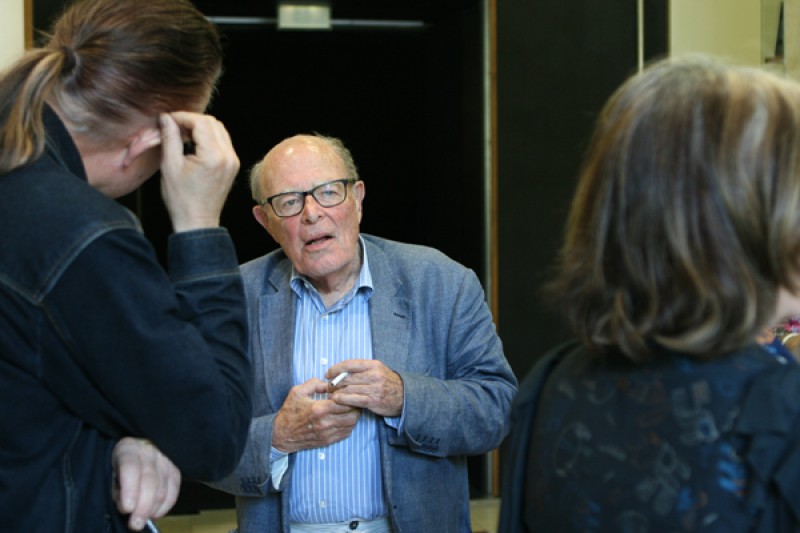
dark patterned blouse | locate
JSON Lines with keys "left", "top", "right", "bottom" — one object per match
{"left": 518, "top": 342, "right": 800, "bottom": 532}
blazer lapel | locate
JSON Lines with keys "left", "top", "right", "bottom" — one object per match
{"left": 254, "top": 259, "right": 295, "bottom": 411}
{"left": 365, "top": 239, "right": 411, "bottom": 371}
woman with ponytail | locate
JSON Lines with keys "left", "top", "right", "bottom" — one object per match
{"left": 0, "top": 1, "right": 252, "bottom": 531}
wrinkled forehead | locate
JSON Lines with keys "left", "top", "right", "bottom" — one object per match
{"left": 262, "top": 137, "right": 346, "bottom": 193}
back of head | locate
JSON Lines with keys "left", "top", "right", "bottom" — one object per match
{"left": 0, "top": 0, "right": 222, "bottom": 174}
{"left": 552, "top": 55, "right": 800, "bottom": 361}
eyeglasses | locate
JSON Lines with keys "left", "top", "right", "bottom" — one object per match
{"left": 261, "top": 178, "right": 358, "bottom": 218}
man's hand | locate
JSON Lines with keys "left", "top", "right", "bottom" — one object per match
{"left": 272, "top": 379, "right": 361, "bottom": 453}
{"left": 159, "top": 111, "right": 240, "bottom": 233}
{"left": 326, "top": 360, "right": 404, "bottom": 417}
{"left": 112, "top": 437, "right": 181, "bottom": 531}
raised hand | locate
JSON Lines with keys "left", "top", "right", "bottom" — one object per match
{"left": 158, "top": 111, "right": 240, "bottom": 232}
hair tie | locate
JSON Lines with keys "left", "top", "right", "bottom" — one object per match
{"left": 60, "top": 46, "right": 78, "bottom": 75}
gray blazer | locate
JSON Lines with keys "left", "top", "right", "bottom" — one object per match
{"left": 211, "top": 234, "right": 517, "bottom": 533}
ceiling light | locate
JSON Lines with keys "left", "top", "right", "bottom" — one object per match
{"left": 277, "top": 1, "right": 331, "bottom": 30}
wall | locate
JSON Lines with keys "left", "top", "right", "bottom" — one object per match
{"left": 670, "top": 0, "right": 762, "bottom": 66}
{"left": 669, "top": 1, "right": 800, "bottom": 78}
{"left": 495, "top": 0, "right": 668, "bottom": 381}
{"left": 0, "top": 0, "right": 25, "bottom": 68}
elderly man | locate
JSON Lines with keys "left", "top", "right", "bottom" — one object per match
{"left": 212, "top": 133, "right": 516, "bottom": 533}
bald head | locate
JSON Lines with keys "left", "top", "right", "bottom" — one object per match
{"left": 250, "top": 134, "right": 359, "bottom": 203}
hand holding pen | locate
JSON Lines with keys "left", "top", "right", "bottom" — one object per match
{"left": 329, "top": 371, "right": 349, "bottom": 389}
{"left": 325, "top": 360, "right": 404, "bottom": 418}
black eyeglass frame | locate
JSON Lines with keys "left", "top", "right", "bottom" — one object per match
{"left": 260, "top": 178, "right": 359, "bottom": 218}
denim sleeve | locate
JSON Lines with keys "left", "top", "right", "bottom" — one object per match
{"left": 43, "top": 226, "right": 252, "bottom": 482}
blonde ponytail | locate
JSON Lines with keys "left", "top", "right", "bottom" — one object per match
{"left": 0, "top": 0, "right": 222, "bottom": 177}
{"left": 0, "top": 49, "right": 68, "bottom": 174}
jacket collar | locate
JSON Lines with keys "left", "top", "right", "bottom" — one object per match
{"left": 43, "top": 105, "right": 88, "bottom": 181}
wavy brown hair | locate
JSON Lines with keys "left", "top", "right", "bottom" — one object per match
{"left": 0, "top": 0, "right": 222, "bottom": 174}
{"left": 550, "top": 55, "right": 800, "bottom": 362}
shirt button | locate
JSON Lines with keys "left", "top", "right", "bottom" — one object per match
{"left": 321, "top": 358, "right": 328, "bottom": 365}
{"left": 319, "top": 500, "right": 327, "bottom": 508}
{"left": 318, "top": 452, "right": 325, "bottom": 460}
{"left": 322, "top": 314, "right": 329, "bottom": 320}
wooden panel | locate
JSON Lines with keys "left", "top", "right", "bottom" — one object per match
{"left": 25, "top": 0, "right": 33, "bottom": 48}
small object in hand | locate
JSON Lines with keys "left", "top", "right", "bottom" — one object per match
{"left": 329, "top": 371, "right": 349, "bottom": 387}
{"left": 144, "top": 519, "right": 160, "bottom": 533}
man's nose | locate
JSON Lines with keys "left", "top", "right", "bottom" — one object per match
{"left": 301, "top": 194, "right": 325, "bottom": 221}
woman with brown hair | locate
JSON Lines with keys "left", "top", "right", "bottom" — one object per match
{"left": 0, "top": 0, "right": 252, "bottom": 530}
{"left": 500, "top": 55, "right": 800, "bottom": 532}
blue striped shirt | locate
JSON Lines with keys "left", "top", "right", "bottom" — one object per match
{"left": 286, "top": 243, "right": 388, "bottom": 523}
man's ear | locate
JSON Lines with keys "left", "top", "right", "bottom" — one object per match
{"left": 122, "top": 127, "right": 162, "bottom": 168}
{"left": 252, "top": 205, "right": 279, "bottom": 242}
{"left": 353, "top": 180, "right": 365, "bottom": 220}
{"left": 252, "top": 204, "right": 269, "bottom": 230}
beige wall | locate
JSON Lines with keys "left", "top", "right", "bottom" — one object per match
{"left": 670, "top": 0, "right": 800, "bottom": 80}
{"left": 1, "top": 0, "right": 25, "bottom": 70}
{"left": 786, "top": 0, "right": 800, "bottom": 80}
{"left": 670, "top": 0, "right": 762, "bottom": 66}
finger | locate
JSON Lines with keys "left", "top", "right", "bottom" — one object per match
{"left": 154, "top": 477, "right": 180, "bottom": 519}
{"left": 169, "top": 112, "right": 228, "bottom": 153}
{"left": 196, "top": 115, "right": 233, "bottom": 151}
{"left": 296, "top": 378, "right": 329, "bottom": 396}
{"left": 313, "top": 379, "right": 330, "bottom": 395}
{"left": 127, "top": 463, "right": 157, "bottom": 530}
{"left": 327, "top": 359, "right": 379, "bottom": 379}
{"left": 152, "top": 456, "right": 181, "bottom": 518}
{"left": 159, "top": 113, "right": 184, "bottom": 167}
{"left": 113, "top": 445, "right": 141, "bottom": 514}
{"left": 329, "top": 389, "right": 366, "bottom": 409}
{"left": 159, "top": 113, "right": 183, "bottom": 151}
{"left": 324, "top": 401, "right": 359, "bottom": 414}
{"left": 327, "top": 371, "right": 350, "bottom": 390}
{"left": 164, "top": 110, "right": 202, "bottom": 135}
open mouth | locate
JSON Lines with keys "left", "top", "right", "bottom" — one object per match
{"left": 306, "top": 235, "right": 333, "bottom": 246}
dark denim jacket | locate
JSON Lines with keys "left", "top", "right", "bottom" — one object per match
{"left": 0, "top": 109, "right": 252, "bottom": 532}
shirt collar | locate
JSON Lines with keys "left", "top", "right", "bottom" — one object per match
{"left": 290, "top": 236, "right": 374, "bottom": 307}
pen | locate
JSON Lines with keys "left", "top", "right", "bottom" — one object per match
{"left": 329, "top": 371, "right": 349, "bottom": 387}
{"left": 143, "top": 519, "right": 160, "bottom": 533}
